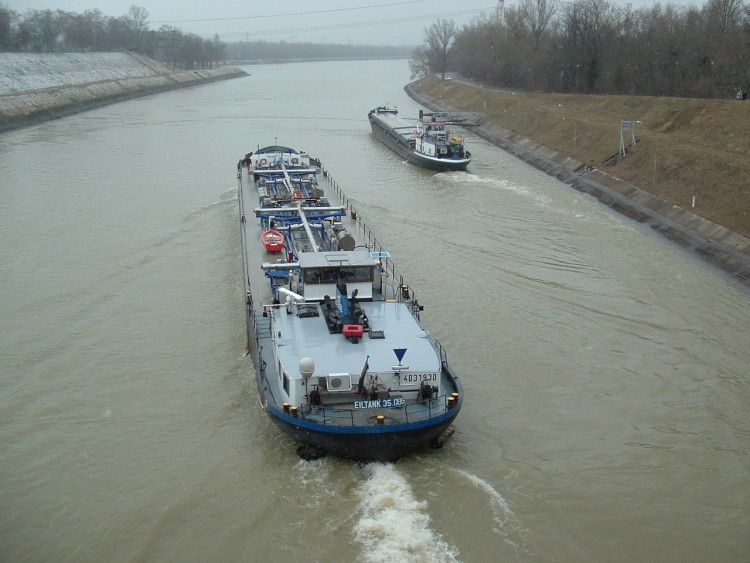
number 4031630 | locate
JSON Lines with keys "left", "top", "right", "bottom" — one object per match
{"left": 402, "top": 373, "right": 437, "bottom": 383}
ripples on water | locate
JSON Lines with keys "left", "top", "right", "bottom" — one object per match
{"left": 1, "top": 60, "right": 748, "bottom": 562}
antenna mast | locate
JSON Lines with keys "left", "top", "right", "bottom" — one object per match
{"left": 497, "top": 0, "right": 505, "bottom": 23}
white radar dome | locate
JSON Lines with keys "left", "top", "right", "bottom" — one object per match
{"left": 299, "top": 357, "right": 315, "bottom": 378}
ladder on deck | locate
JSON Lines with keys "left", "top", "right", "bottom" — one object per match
{"left": 253, "top": 313, "right": 273, "bottom": 340}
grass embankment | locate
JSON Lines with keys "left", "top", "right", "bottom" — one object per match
{"left": 415, "top": 76, "right": 750, "bottom": 238}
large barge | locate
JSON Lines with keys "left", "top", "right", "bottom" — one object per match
{"left": 368, "top": 106, "right": 472, "bottom": 171}
{"left": 237, "top": 145, "right": 464, "bottom": 462}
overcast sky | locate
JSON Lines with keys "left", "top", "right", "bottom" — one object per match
{"left": 6, "top": 0, "right": 700, "bottom": 46}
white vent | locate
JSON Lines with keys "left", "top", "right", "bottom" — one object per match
{"left": 327, "top": 373, "right": 352, "bottom": 392}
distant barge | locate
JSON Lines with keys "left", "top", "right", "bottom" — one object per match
{"left": 368, "top": 106, "right": 472, "bottom": 171}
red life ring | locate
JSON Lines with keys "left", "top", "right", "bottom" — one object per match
{"left": 291, "top": 157, "right": 299, "bottom": 165}
{"left": 260, "top": 158, "right": 268, "bottom": 166}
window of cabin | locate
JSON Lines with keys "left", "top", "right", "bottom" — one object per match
{"left": 340, "top": 266, "right": 373, "bottom": 283}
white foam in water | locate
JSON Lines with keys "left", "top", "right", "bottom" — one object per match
{"left": 449, "top": 467, "right": 528, "bottom": 549}
{"left": 292, "top": 458, "right": 340, "bottom": 509}
{"left": 440, "top": 171, "right": 543, "bottom": 199}
{"left": 452, "top": 468, "right": 512, "bottom": 519}
{"left": 354, "top": 463, "right": 460, "bottom": 563}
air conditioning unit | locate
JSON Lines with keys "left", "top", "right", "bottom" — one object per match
{"left": 326, "top": 373, "right": 352, "bottom": 392}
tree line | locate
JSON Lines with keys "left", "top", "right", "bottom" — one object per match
{"left": 0, "top": 3, "right": 412, "bottom": 68}
{"left": 0, "top": 4, "right": 225, "bottom": 69}
{"left": 411, "top": 0, "right": 750, "bottom": 99}
{"left": 224, "top": 41, "right": 410, "bottom": 62}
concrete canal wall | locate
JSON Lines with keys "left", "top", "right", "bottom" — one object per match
{"left": 405, "top": 82, "right": 750, "bottom": 288}
{"left": 0, "top": 52, "right": 248, "bottom": 132}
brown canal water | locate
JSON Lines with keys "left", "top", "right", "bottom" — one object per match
{"left": 1, "top": 60, "right": 748, "bottom": 562}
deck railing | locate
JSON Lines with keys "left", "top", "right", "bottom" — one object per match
{"left": 296, "top": 394, "right": 452, "bottom": 426}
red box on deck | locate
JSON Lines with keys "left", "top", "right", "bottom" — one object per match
{"left": 343, "top": 324, "right": 364, "bottom": 338}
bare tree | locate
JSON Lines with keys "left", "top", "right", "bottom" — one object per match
{"left": 519, "top": 0, "right": 559, "bottom": 52}
{"left": 66, "top": 9, "right": 107, "bottom": 52}
{"left": 158, "top": 24, "right": 184, "bottom": 68}
{"left": 423, "top": 19, "right": 457, "bottom": 79}
{"left": 0, "top": 3, "right": 16, "bottom": 50}
{"left": 705, "top": 0, "right": 744, "bottom": 32}
{"left": 704, "top": 0, "right": 749, "bottom": 95}
{"left": 409, "top": 45, "right": 431, "bottom": 79}
{"left": 449, "top": 13, "right": 495, "bottom": 83}
{"left": 22, "top": 9, "right": 66, "bottom": 52}
{"left": 559, "top": 0, "right": 617, "bottom": 93}
{"left": 126, "top": 5, "right": 149, "bottom": 50}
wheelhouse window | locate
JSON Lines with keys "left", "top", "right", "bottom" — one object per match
{"left": 303, "top": 266, "right": 372, "bottom": 285}
{"left": 340, "top": 266, "right": 373, "bottom": 283}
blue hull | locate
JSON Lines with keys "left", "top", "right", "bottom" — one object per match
{"left": 264, "top": 398, "right": 462, "bottom": 462}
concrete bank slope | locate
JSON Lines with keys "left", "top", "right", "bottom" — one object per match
{"left": 405, "top": 82, "right": 750, "bottom": 288}
{"left": 0, "top": 52, "right": 248, "bottom": 133}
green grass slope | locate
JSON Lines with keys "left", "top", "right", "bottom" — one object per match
{"left": 414, "top": 76, "right": 750, "bottom": 237}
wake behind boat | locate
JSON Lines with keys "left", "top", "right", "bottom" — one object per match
{"left": 237, "top": 144, "right": 463, "bottom": 462}
{"left": 368, "top": 106, "right": 474, "bottom": 171}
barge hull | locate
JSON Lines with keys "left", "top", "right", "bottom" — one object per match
{"left": 238, "top": 149, "right": 464, "bottom": 461}
{"left": 368, "top": 113, "right": 471, "bottom": 172}
{"left": 266, "top": 403, "right": 460, "bottom": 462}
